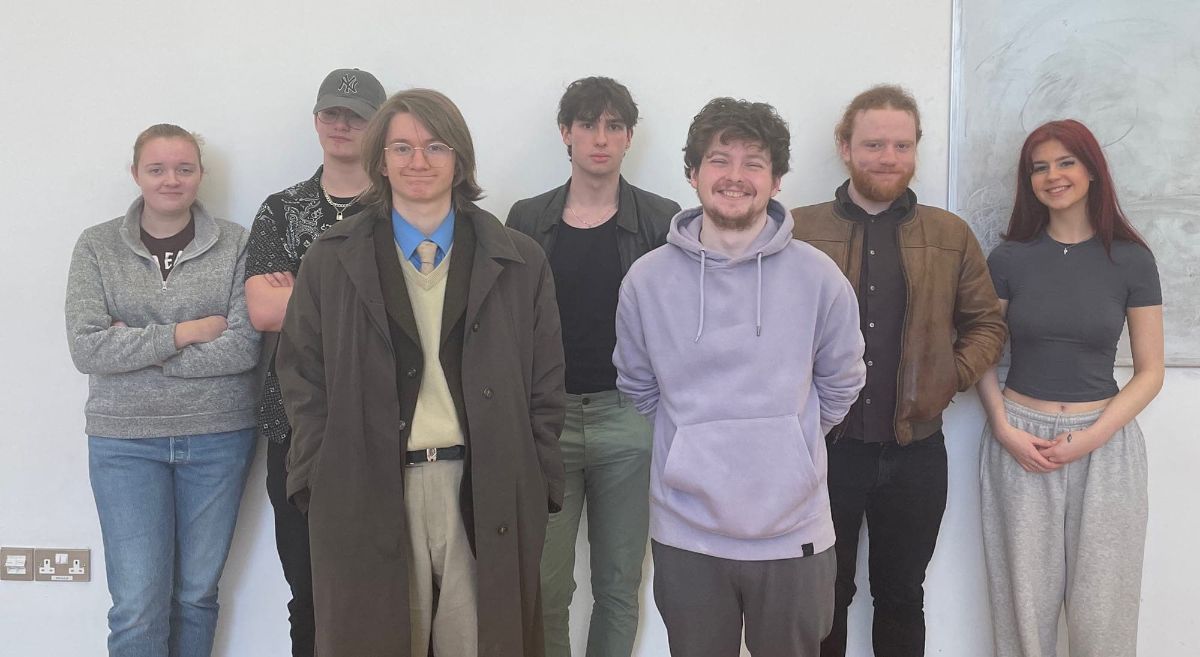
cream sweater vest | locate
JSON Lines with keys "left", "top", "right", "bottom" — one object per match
{"left": 398, "top": 246, "right": 465, "bottom": 450}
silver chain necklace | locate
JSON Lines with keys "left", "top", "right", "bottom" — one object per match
{"left": 321, "top": 183, "right": 365, "bottom": 222}
{"left": 565, "top": 204, "right": 616, "bottom": 229}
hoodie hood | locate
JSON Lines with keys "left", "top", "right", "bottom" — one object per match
{"left": 666, "top": 199, "right": 795, "bottom": 265}
{"left": 665, "top": 199, "right": 795, "bottom": 340}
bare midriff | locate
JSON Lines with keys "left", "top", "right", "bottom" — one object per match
{"left": 1003, "top": 387, "right": 1111, "bottom": 414}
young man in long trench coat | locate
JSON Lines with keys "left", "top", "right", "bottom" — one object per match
{"left": 277, "top": 88, "right": 566, "bottom": 657}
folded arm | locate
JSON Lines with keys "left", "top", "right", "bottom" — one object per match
{"left": 162, "top": 238, "right": 261, "bottom": 378}
{"left": 66, "top": 233, "right": 180, "bottom": 374}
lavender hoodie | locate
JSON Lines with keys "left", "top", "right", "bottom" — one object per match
{"left": 614, "top": 200, "right": 865, "bottom": 560}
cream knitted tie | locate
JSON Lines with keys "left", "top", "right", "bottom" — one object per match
{"left": 416, "top": 240, "right": 438, "bottom": 274}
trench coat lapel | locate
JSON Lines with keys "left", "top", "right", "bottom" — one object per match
{"left": 463, "top": 205, "right": 525, "bottom": 327}
{"left": 440, "top": 217, "right": 474, "bottom": 347}
{"left": 367, "top": 215, "right": 421, "bottom": 346}
{"left": 333, "top": 215, "right": 398, "bottom": 346}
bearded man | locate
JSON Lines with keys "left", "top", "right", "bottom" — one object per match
{"left": 791, "top": 84, "right": 1006, "bottom": 657}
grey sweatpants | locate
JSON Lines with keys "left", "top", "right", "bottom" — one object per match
{"left": 980, "top": 398, "right": 1148, "bottom": 657}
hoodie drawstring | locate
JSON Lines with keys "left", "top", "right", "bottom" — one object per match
{"left": 756, "top": 251, "right": 763, "bottom": 337}
{"left": 693, "top": 249, "right": 765, "bottom": 341}
{"left": 694, "top": 249, "right": 707, "bottom": 342}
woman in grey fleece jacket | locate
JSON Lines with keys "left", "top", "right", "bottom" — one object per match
{"left": 64, "top": 124, "right": 260, "bottom": 657}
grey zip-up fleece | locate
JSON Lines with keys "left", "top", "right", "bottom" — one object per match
{"left": 66, "top": 198, "right": 260, "bottom": 438}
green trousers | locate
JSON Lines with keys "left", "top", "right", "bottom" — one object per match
{"left": 541, "top": 389, "right": 652, "bottom": 657}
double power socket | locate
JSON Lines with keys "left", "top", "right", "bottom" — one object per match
{"left": 1, "top": 546, "right": 90, "bottom": 582}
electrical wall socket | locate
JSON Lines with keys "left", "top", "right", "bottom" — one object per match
{"left": 1, "top": 547, "right": 35, "bottom": 581}
{"left": 32, "top": 548, "right": 90, "bottom": 582}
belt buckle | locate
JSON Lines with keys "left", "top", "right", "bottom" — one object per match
{"left": 426, "top": 447, "right": 438, "bottom": 463}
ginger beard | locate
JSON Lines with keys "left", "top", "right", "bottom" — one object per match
{"left": 847, "top": 158, "right": 915, "bottom": 205}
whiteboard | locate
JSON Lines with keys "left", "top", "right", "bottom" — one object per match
{"left": 951, "top": 0, "right": 1200, "bottom": 365}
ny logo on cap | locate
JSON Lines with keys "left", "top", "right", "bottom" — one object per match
{"left": 339, "top": 74, "right": 359, "bottom": 95}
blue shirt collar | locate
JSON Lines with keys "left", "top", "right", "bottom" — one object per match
{"left": 391, "top": 207, "right": 456, "bottom": 267}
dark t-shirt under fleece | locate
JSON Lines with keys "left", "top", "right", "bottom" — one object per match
{"left": 548, "top": 215, "right": 622, "bottom": 394}
{"left": 988, "top": 232, "right": 1161, "bottom": 402}
{"left": 141, "top": 218, "right": 195, "bottom": 281}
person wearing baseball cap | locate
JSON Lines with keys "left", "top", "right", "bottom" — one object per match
{"left": 243, "top": 67, "right": 385, "bottom": 657}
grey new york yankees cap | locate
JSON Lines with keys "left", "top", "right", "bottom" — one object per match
{"left": 314, "top": 68, "right": 386, "bottom": 119}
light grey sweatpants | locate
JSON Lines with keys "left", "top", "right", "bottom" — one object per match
{"left": 980, "top": 398, "right": 1148, "bottom": 657}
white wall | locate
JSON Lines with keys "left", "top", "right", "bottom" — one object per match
{"left": 1, "top": 1, "right": 1195, "bottom": 655}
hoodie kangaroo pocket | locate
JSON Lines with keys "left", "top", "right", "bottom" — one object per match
{"left": 661, "top": 414, "right": 821, "bottom": 539}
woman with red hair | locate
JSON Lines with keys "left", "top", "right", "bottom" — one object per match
{"left": 976, "top": 119, "right": 1164, "bottom": 657}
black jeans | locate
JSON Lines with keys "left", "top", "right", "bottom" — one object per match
{"left": 820, "top": 431, "right": 948, "bottom": 657}
{"left": 266, "top": 438, "right": 315, "bottom": 657}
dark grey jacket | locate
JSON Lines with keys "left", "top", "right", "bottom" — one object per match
{"left": 505, "top": 176, "right": 680, "bottom": 273}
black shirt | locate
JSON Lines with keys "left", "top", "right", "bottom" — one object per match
{"left": 835, "top": 181, "right": 913, "bottom": 443}
{"left": 548, "top": 216, "right": 622, "bottom": 394}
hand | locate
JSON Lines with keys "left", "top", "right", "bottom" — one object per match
{"left": 994, "top": 424, "right": 1061, "bottom": 473}
{"left": 1041, "top": 426, "right": 1107, "bottom": 465}
{"left": 110, "top": 319, "right": 127, "bottom": 328}
{"left": 175, "top": 315, "right": 228, "bottom": 348}
{"left": 263, "top": 271, "right": 295, "bottom": 288}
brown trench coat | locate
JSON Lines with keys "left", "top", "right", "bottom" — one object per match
{"left": 276, "top": 203, "right": 566, "bottom": 657}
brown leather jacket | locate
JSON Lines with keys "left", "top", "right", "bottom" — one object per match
{"left": 792, "top": 201, "right": 1006, "bottom": 444}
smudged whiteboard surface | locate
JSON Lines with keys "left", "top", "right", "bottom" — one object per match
{"left": 951, "top": 0, "right": 1200, "bottom": 365}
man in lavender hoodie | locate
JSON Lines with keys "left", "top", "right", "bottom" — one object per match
{"left": 613, "top": 98, "right": 866, "bottom": 657}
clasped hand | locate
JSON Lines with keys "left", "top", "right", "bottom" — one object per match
{"left": 996, "top": 425, "right": 1103, "bottom": 473}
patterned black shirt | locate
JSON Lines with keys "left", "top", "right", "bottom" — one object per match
{"left": 245, "top": 167, "right": 364, "bottom": 443}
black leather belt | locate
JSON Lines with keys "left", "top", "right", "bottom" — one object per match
{"left": 404, "top": 445, "right": 466, "bottom": 466}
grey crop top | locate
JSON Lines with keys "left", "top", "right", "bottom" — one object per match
{"left": 987, "top": 232, "right": 1161, "bottom": 402}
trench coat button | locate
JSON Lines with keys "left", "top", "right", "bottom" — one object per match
{"left": 406, "top": 368, "right": 418, "bottom": 378}
{"left": 864, "top": 398, "right": 873, "bottom": 405}
{"left": 482, "top": 387, "right": 493, "bottom": 399}
{"left": 497, "top": 523, "right": 509, "bottom": 535}
{"left": 867, "top": 360, "right": 874, "bottom": 367}
{"left": 398, "top": 420, "right": 408, "bottom": 431}
{"left": 472, "top": 322, "right": 480, "bottom": 332}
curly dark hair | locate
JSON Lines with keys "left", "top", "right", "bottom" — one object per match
{"left": 683, "top": 97, "right": 790, "bottom": 180}
{"left": 556, "top": 76, "right": 639, "bottom": 128}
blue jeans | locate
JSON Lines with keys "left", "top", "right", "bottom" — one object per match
{"left": 89, "top": 429, "right": 256, "bottom": 657}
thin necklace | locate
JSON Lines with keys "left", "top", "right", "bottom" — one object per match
{"left": 1053, "top": 233, "right": 1093, "bottom": 255}
{"left": 565, "top": 204, "right": 615, "bottom": 229}
{"left": 321, "top": 182, "right": 365, "bottom": 222}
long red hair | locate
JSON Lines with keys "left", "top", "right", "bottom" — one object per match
{"left": 1003, "top": 119, "right": 1150, "bottom": 255}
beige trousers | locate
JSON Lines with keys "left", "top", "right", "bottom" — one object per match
{"left": 406, "top": 459, "right": 478, "bottom": 656}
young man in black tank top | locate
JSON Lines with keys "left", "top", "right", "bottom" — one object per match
{"left": 506, "top": 76, "right": 680, "bottom": 657}
{"left": 243, "top": 67, "right": 385, "bottom": 657}
{"left": 792, "top": 85, "right": 1007, "bottom": 657}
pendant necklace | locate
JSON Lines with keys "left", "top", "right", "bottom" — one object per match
{"left": 566, "top": 204, "right": 615, "bottom": 229}
{"left": 321, "top": 183, "right": 364, "bottom": 222}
